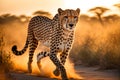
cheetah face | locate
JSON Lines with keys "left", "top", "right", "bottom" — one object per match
{"left": 58, "top": 8, "right": 80, "bottom": 31}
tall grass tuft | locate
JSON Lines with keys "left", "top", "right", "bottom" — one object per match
{"left": 0, "top": 34, "right": 13, "bottom": 72}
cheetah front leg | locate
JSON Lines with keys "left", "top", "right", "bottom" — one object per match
{"left": 54, "top": 49, "right": 69, "bottom": 77}
{"left": 60, "top": 46, "right": 71, "bottom": 65}
{"left": 49, "top": 53, "right": 68, "bottom": 80}
{"left": 60, "top": 37, "right": 73, "bottom": 66}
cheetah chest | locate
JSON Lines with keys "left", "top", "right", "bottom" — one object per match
{"left": 58, "top": 40, "right": 71, "bottom": 52}
{"left": 59, "top": 42, "right": 66, "bottom": 52}
{"left": 41, "top": 40, "right": 69, "bottom": 52}
{"left": 58, "top": 33, "right": 73, "bottom": 52}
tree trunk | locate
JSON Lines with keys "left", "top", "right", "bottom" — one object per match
{"left": 97, "top": 13, "right": 104, "bottom": 26}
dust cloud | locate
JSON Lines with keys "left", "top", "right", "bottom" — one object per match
{"left": 12, "top": 49, "right": 82, "bottom": 79}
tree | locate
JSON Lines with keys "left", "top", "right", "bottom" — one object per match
{"left": 88, "top": 7, "right": 109, "bottom": 26}
{"left": 0, "top": 14, "right": 19, "bottom": 24}
{"left": 33, "top": 10, "right": 52, "bottom": 18}
{"left": 114, "top": 3, "right": 120, "bottom": 10}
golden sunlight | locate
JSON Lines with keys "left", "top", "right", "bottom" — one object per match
{"left": 64, "top": 0, "right": 120, "bottom": 14}
{"left": 0, "top": 0, "right": 119, "bottom": 16}
{"left": 0, "top": 0, "right": 120, "bottom": 80}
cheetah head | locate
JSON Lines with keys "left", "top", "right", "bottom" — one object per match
{"left": 58, "top": 8, "right": 80, "bottom": 31}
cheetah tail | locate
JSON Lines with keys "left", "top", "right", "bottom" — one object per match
{"left": 11, "top": 38, "right": 29, "bottom": 56}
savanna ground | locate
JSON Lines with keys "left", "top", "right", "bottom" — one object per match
{"left": 0, "top": 6, "right": 120, "bottom": 80}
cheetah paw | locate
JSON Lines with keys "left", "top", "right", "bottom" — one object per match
{"left": 53, "top": 69, "right": 60, "bottom": 76}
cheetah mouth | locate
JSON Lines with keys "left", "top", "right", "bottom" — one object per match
{"left": 70, "top": 27, "right": 73, "bottom": 30}
{"left": 67, "top": 28, "right": 74, "bottom": 31}
{"left": 67, "top": 27, "right": 74, "bottom": 31}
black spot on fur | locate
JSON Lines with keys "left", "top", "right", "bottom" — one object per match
{"left": 29, "top": 53, "right": 33, "bottom": 56}
{"left": 57, "top": 47, "right": 59, "bottom": 50}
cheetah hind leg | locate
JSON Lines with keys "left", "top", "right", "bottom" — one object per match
{"left": 28, "top": 60, "right": 32, "bottom": 73}
{"left": 28, "top": 44, "right": 38, "bottom": 73}
{"left": 37, "top": 52, "right": 49, "bottom": 72}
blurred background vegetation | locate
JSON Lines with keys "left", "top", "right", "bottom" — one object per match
{"left": 0, "top": 4, "right": 120, "bottom": 73}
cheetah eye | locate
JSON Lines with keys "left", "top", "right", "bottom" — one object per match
{"left": 74, "top": 16, "right": 78, "bottom": 19}
{"left": 64, "top": 16, "right": 68, "bottom": 19}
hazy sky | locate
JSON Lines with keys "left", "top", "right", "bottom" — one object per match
{"left": 0, "top": 0, "right": 120, "bottom": 16}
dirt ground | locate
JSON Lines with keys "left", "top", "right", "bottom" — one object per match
{"left": 75, "top": 65, "right": 120, "bottom": 80}
{"left": 2, "top": 65, "right": 119, "bottom": 80}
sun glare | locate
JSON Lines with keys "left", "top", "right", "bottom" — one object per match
{"left": 0, "top": 0, "right": 119, "bottom": 16}
{"left": 64, "top": 0, "right": 120, "bottom": 14}
{"left": 64, "top": 0, "right": 80, "bottom": 9}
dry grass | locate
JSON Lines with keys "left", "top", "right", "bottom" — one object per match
{"left": 70, "top": 16, "right": 120, "bottom": 70}
{"left": 0, "top": 34, "right": 13, "bottom": 71}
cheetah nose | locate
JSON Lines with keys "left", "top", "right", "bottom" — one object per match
{"left": 69, "top": 24, "right": 74, "bottom": 27}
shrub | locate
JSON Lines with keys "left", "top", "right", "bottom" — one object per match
{"left": 0, "top": 35, "right": 13, "bottom": 72}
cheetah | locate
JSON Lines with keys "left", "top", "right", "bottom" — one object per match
{"left": 12, "top": 8, "right": 80, "bottom": 80}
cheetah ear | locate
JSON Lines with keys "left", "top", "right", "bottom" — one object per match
{"left": 76, "top": 8, "right": 80, "bottom": 14}
{"left": 58, "top": 8, "right": 63, "bottom": 15}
